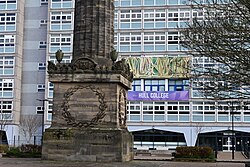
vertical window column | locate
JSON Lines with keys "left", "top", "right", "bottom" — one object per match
{"left": 127, "top": 101, "right": 141, "bottom": 121}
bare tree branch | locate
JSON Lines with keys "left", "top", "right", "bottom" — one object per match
{"left": 20, "top": 115, "right": 42, "bottom": 144}
{"left": 181, "top": 0, "right": 250, "bottom": 100}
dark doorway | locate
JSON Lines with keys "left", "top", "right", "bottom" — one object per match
{"left": 0, "top": 130, "right": 8, "bottom": 145}
{"left": 196, "top": 130, "right": 250, "bottom": 152}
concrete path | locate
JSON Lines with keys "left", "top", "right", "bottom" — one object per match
{"left": 0, "top": 158, "right": 246, "bottom": 167}
{"left": 217, "top": 152, "right": 246, "bottom": 161}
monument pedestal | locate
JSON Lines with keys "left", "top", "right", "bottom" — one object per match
{"left": 42, "top": 69, "right": 134, "bottom": 162}
{"left": 42, "top": 128, "right": 133, "bottom": 162}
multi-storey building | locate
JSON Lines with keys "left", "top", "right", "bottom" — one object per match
{"left": 1, "top": 0, "right": 250, "bottom": 153}
{"left": 112, "top": 0, "right": 250, "bottom": 152}
{"left": 0, "top": 0, "right": 25, "bottom": 144}
{"left": 114, "top": 0, "right": 250, "bottom": 152}
{"left": 0, "top": 0, "right": 49, "bottom": 145}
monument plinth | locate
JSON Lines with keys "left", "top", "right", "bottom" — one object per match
{"left": 42, "top": 0, "right": 134, "bottom": 162}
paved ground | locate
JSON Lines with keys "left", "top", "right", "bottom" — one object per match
{"left": 0, "top": 158, "right": 246, "bottom": 167}
{"left": 0, "top": 151, "right": 248, "bottom": 167}
{"left": 217, "top": 152, "right": 246, "bottom": 161}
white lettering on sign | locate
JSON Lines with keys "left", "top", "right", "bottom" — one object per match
{"left": 138, "top": 92, "right": 169, "bottom": 99}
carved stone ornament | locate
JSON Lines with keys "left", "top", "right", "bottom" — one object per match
{"left": 61, "top": 85, "right": 107, "bottom": 128}
{"left": 47, "top": 53, "right": 133, "bottom": 82}
{"left": 118, "top": 88, "right": 127, "bottom": 127}
{"left": 112, "top": 58, "right": 133, "bottom": 82}
{"left": 70, "top": 57, "right": 97, "bottom": 71}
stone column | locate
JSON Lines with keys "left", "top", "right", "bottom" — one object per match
{"left": 73, "top": 0, "right": 114, "bottom": 66}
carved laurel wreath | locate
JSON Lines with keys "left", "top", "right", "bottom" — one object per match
{"left": 118, "top": 88, "right": 127, "bottom": 127}
{"left": 61, "top": 85, "right": 107, "bottom": 128}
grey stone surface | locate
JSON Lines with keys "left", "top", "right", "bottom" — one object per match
{"left": 0, "top": 158, "right": 246, "bottom": 167}
{"left": 42, "top": 128, "right": 133, "bottom": 162}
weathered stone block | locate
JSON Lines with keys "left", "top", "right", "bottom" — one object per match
{"left": 42, "top": 128, "right": 134, "bottom": 162}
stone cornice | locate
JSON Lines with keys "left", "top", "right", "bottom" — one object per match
{"left": 48, "top": 58, "right": 133, "bottom": 83}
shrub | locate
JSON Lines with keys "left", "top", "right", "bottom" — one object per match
{"left": 0, "top": 144, "right": 8, "bottom": 153}
{"left": 5, "top": 145, "right": 41, "bottom": 158}
{"left": 175, "top": 146, "right": 214, "bottom": 159}
{"left": 5, "top": 147, "right": 22, "bottom": 157}
{"left": 20, "top": 144, "right": 41, "bottom": 153}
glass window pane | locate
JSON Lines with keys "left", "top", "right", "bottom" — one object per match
{"left": 144, "top": 0, "right": 154, "bottom": 5}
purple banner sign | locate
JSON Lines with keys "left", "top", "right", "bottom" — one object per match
{"left": 128, "top": 91, "right": 189, "bottom": 101}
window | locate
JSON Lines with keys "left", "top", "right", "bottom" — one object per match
{"left": 51, "top": 0, "right": 72, "bottom": 9}
{"left": 144, "top": 79, "right": 165, "bottom": 91}
{"left": 145, "top": 0, "right": 166, "bottom": 5}
{"left": 121, "top": 0, "right": 130, "bottom": 6}
{"left": 40, "top": 19, "right": 47, "bottom": 26}
{"left": 37, "top": 84, "right": 45, "bottom": 92}
{"left": 168, "top": 32, "right": 179, "bottom": 44}
{"left": 0, "top": 56, "right": 14, "bottom": 75}
{"left": 50, "top": 34, "right": 72, "bottom": 53}
{"left": 154, "top": 102, "right": 165, "bottom": 122}
{"left": 144, "top": 0, "right": 154, "bottom": 5}
{"left": 192, "top": 101, "right": 216, "bottom": 122}
{"left": 143, "top": 9, "right": 166, "bottom": 29}
{"left": 49, "top": 54, "right": 72, "bottom": 64}
{"left": 167, "top": 32, "right": 179, "bottom": 51}
{"left": 0, "top": 101, "right": 12, "bottom": 120}
{"left": 0, "top": 0, "right": 16, "bottom": 10}
{"left": 38, "top": 63, "right": 46, "bottom": 71}
{"left": 168, "top": 10, "right": 178, "bottom": 28}
{"left": 192, "top": 56, "right": 216, "bottom": 73}
{"left": 0, "top": 13, "right": 16, "bottom": 31}
{"left": 40, "top": 0, "right": 48, "bottom": 5}
{"left": 36, "top": 106, "right": 44, "bottom": 114}
{"left": 168, "top": 79, "right": 189, "bottom": 91}
{"left": 131, "top": 79, "right": 141, "bottom": 91}
{"left": 0, "top": 35, "right": 15, "bottom": 53}
{"left": 39, "top": 41, "right": 47, "bottom": 49}
{"left": 127, "top": 101, "right": 141, "bottom": 121}
{"left": 132, "top": 0, "right": 142, "bottom": 6}
{"left": 192, "top": 9, "right": 204, "bottom": 21}
{"left": 47, "top": 100, "right": 53, "bottom": 121}
{"left": 50, "top": 12, "right": 73, "bottom": 30}
{"left": 119, "top": 32, "right": 142, "bottom": 52}
{"left": 192, "top": 77, "right": 216, "bottom": 98}
{"left": 144, "top": 32, "right": 154, "bottom": 51}
{"left": 179, "top": 9, "right": 190, "bottom": 27}
{"left": 142, "top": 102, "right": 154, "bottom": 121}
{"left": 0, "top": 79, "right": 13, "bottom": 97}
{"left": 144, "top": 32, "right": 166, "bottom": 51}
{"left": 168, "top": 9, "right": 190, "bottom": 28}
{"left": 144, "top": 10, "right": 155, "bottom": 29}
{"left": 120, "top": 10, "right": 142, "bottom": 29}
{"left": 114, "top": 0, "right": 119, "bottom": 7}
{"left": 155, "top": 32, "right": 166, "bottom": 50}
{"left": 48, "top": 82, "right": 54, "bottom": 98}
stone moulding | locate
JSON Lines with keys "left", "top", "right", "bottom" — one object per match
{"left": 47, "top": 58, "right": 133, "bottom": 82}
{"left": 61, "top": 85, "right": 107, "bottom": 128}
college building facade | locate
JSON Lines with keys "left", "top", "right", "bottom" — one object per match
{"left": 0, "top": 0, "right": 250, "bottom": 153}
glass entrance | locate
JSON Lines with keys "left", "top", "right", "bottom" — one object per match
{"left": 223, "top": 137, "right": 232, "bottom": 152}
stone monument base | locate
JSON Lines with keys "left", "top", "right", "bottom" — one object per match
{"left": 42, "top": 128, "right": 134, "bottom": 162}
